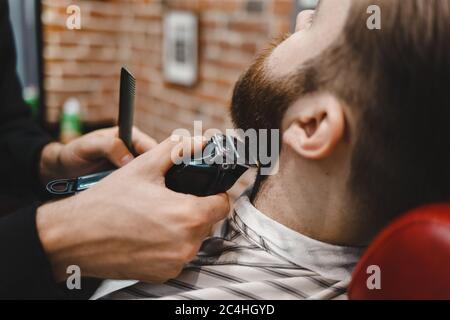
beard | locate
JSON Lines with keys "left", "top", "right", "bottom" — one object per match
{"left": 230, "top": 35, "right": 294, "bottom": 132}
{"left": 230, "top": 35, "right": 319, "bottom": 200}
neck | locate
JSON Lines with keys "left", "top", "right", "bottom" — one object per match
{"left": 252, "top": 158, "right": 376, "bottom": 247}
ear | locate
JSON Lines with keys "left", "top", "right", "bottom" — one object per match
{"left": 282, "top": 93, "right": 345, "bottom": 159}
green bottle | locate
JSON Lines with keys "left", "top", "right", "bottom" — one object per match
{"left": 23, "top": 86, "right": 39, "bottom": 119}
{"left": 60, "top": 98, "right": 82, "bottom": 144}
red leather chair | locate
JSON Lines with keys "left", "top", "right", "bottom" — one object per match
{"left": 348, "top": 204, "right": 450, "bottom": 300}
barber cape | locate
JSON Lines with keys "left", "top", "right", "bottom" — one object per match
{"left": 91, "top": 194, "right": 365, "bottom": 300}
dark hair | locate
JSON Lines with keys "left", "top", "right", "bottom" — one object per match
{"left": 310, "top": 0, "right": 450, "bottom": 219}
{"left": 231, "top": 0, "right": 450, "bottom": 219}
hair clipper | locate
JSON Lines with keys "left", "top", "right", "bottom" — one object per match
{"left": 165, "top": 134, "right": 257, "bottom": 197}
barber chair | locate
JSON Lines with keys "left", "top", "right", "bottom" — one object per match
{"left": 348, "top": 204, "right": 450, "bottom": 300}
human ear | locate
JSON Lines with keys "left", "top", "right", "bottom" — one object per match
{"left": 282, "top": 93, "right": 345, "bottom": 159}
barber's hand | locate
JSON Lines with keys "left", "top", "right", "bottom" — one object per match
{"left": 36, "top": 136, "right": 230, "bottom": 283}
{"left": 39, "top": 126, "right": 157, "bottom": 183}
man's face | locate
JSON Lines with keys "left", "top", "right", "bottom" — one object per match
{"left": 230, "top": 0, "right": 351, "bottom": 132}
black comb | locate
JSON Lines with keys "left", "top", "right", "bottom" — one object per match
{"left": 46, "top": 67, "right": 137, "bottom": 197}
{"left": 118, "top": 67, "right": 136, "bottom": 154}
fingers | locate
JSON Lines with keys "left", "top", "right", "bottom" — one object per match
{"left": 86, "top": 126, "right": 157, "bottom": 165}
{"left": 132, "top": 127, "right": 158, "bottom": 155}
{"left": 93, "top": 126, "right": 157, "bottom": 155}
{"left": 295, "top": 10, "right": 315, "bottom": 32}
{"left": 76, "top": 134, "right": 133, "bottom": 167}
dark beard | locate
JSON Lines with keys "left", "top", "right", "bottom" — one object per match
{"left": 230, "top": 35, "right": 318, "bottom": 201}
{"left": 230, "top": 35, "right": 294, "bottom": 132}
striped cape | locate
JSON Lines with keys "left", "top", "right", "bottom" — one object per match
{"left": 92, "top": 195, "right": 364, "bottom": 300}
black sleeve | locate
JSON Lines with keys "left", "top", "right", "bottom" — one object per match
{"left": 0, "top": 204, "right": 69, "bottom": 299}
{"left": 0, "top": 0, "right": 51, "bottom": 196}
{"left": 0, "top": 203, "right": 100, "bottom": 299}
{"left": 0, "top": 1, "right": 99, "bottom": 299}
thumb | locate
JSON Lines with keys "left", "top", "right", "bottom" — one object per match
{"left": 142, "top": 135, "right": 206, "bottom": 175}
{"left": 76, "top": 135, "right": 135, "bottom": 168}
{"left": 103, "top": 137, "right": 135, "bottom": 168}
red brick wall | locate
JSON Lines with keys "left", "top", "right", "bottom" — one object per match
{"left": 42, "top": 0, "right": 292, "bottom": 196}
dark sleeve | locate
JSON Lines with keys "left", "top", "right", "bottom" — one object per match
{"left": 0, "top": 1, "right": 99, "bottom": 299}
{"left": 0, "top": 0, "right": 52, "bottom": 196}
{"left": 0, "top": 203, "right": 100, "bottom": 299}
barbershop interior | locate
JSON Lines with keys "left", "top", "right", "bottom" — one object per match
{"left": 1, "top": 0, "right": 449, "bottom": 302}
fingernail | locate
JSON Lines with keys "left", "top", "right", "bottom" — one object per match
{"left": 120, "top": 154, "right": 134, "bottom": 166}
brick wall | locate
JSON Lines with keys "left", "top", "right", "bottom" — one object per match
{"left": 42, "top": 0, "right": 293, "bottom": 197}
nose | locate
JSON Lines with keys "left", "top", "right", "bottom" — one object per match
{"left": 295, "top": 10, "right": 316, "bottom": 32}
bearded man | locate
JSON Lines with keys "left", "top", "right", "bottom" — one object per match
{"left": 93, "top": 0, "right": 450, "bottom": 300}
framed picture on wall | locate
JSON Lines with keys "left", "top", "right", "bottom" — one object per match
{"left": 163, "top": 11, "right": 199, "bottom": 87}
